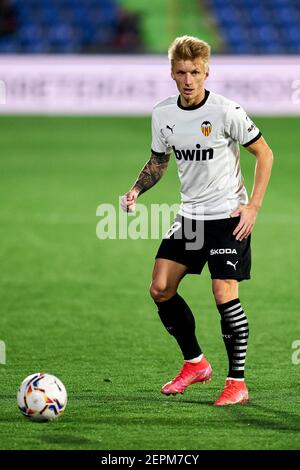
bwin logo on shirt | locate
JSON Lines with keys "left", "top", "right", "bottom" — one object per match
{"left": 172, "top": 144, "right": 214, "bottom": 161}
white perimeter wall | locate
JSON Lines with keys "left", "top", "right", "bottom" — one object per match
{"left": 0, "top": 55, "right": 300, "bottom": 115}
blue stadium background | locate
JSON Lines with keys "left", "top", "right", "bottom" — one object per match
{"left": 0, "top": 0, "right": 299, "bottom": 54}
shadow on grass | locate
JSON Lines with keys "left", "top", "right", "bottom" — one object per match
{"left": 209, "top": 402, "right": 300, "bottom": 433}
{"left": 39, "top": 435, "right": 95, "bottom": 445}
{"left": 74, "top": 392, "right": 300, "bottom": 434}
{"left": 0, "top": 417, "right": 23, "bottom": 423}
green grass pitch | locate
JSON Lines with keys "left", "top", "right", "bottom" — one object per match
{"left": 0, "top": 115, "right": 299, "bottom": 450}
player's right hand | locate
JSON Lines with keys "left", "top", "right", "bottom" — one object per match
{"left": 120, "top": 189, "right": 139, "bottom": 213}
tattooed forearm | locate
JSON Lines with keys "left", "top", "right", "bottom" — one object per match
{"left": 132, "top": 152, "right": 170, "bottom": 196}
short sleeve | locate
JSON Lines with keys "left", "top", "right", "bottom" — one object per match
{"left": 151, "top": 111, "right": 172, "bottom": 156}
{"left": 225, "top": 104, "right": 261, "bottom": 147}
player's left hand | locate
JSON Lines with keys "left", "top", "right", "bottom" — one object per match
{"left": 230, "top": 204, "right": 259, "bottom": 241}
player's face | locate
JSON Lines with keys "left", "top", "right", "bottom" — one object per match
{"left": 171, "top": 58, "right": 209, "bottom": 106}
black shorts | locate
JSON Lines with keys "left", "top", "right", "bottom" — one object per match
{"left": 155, "top": 215, "right": 251, "bottom": 281}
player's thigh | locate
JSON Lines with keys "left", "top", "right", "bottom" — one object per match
{"left": 150, "top": 258, "right": 188, "bottom": 296}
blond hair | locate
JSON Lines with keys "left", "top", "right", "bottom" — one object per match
{"left": 168, "top": 35, "right": 210, "bottom": 69}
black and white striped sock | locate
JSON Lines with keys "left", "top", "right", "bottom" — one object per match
{"left": 217, "top": 298, "right": 249, "bottom": 380}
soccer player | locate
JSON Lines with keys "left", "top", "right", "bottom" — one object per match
{"left": 121, "top": 36, "right": 273, "bottom": 405}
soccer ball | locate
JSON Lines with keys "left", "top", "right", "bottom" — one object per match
{"left": 17, "top": 372, "right": 67, "bottom": 422}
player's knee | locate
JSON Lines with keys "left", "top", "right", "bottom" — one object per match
{"left": 212, "top": 279, "right": 238, "bottom": 304}
{"left": 149, "top": 281, "right": 176, "bottom": 303}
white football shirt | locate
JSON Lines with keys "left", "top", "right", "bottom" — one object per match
{"left": 151, "top": 90, "right": 261, "bottom": 220}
